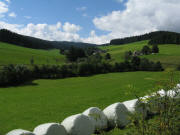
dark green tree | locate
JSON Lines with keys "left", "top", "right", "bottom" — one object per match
{"left": 152, "top": 44, "right": 159, "bottom": 53}
{"left": 66, "top": 46, "right": 86, "bottom": 62}
{"left": 124, "top": 51, "right": 132, "bottom": 61}
{"left": 105, "top": 53, "right": 111, "bottom": 60}
{"left": 141, "top": 45, "right": 151, "bottom": 55}
{"left": 131, "top": 56, "right": 141, "bottom": 70}
{"left": 30, "top": 57, "right": 34, "bottom": 65}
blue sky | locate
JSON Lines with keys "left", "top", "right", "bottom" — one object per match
{"left": 5, "top": 0, "right": 126, "bottom": 37}
{"left": 0, "top": 0, "right": 180, "bottom": 44}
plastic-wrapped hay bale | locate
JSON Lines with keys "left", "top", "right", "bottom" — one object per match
{"left": 6, "top": 129, "right": 35, "bottom": 135}
{"left": 157, "top": 89, "right": 166, "bottom": 97}
{"left": 83, "top": 107, "right": 108, "bottom": 132}
{"left": 61, "top": 114, "right": 94, "bottom": 135}
{"left": 33, "top": 123, "right": 67, "bottom": 135}
{"left": 103, "top": 102, "right": 129, "bottom": 128}
{"left": 123, "top": 99, "right": 147, "bottom": 118}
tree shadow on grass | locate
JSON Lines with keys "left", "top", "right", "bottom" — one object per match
{"left": 0, "top": 80, "right": 38, "bottom": 88}
{"left": 20, "top": 81, "right": 38, "bottom": 87}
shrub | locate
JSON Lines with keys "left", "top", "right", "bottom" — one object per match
{"left": 124, "top": 51, "right": 132, "bottom": 61}
{"left": 177, "top": 64, "right": 180, "bottom": 71}
{"left": 105, "top": 53, "right": 111, "bottom": 60}
{"left": 0, "top": 64, "right": 32, "bottom": 86}
{"left": 141, "top": 45, "right": 152, "bottom": 55}
{"left": 152, "top": 44, "right": 159, "bottom": 53}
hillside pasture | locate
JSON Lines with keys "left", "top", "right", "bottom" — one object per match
{"left": 101, "top": 41, "right": 180, "bottom": 69}
{"left": 0, "top": 42, "right": 65, "bottom": 66}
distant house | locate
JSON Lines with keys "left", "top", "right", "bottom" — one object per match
{"left": 133, "top": 50, "right": 142, "bottom": 56}
{"left": 93, "top": 49, "right": 107, "bottom": 55}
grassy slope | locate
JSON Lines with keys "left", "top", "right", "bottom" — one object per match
{"left": 101, "top": 41, "right": 180, "bottom": 69}
{"left": 0, "top": 42, "right": 65, "bottom": 65}
{"left": 0, "top": 71, "right": 180, "bottom": 134}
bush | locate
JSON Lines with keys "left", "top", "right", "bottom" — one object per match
{"left": 152, "top": 44, "right": 159, "bottom": 53}
{"left": 177, "top": 64, "right": 180, "bottom": 71}
{"left": 124, "top": 51, "right": 132, "bottom": 61}
{"left": 105, "top": 53, "right": 111, "bottom": 60}
{"left": 141, "top": 45, "right": 152, "bottom": 55}
{"left": 0, "top": 64, "right": 32, "bottom": 86}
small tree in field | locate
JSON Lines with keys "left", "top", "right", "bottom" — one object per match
{"left": 124, "top": 51, "right": 132, "bottom": 61}
{"left": 152, "top": 44, "right": 159, "bottom": 53}
{"left": 105, "top": 53, "right": 111, "bottom": 60}
{"left": 141, "top": 45, "right": 151, "bottom": 55}
{"left": 30, "top": 57, "right": 34, "bottom": 65}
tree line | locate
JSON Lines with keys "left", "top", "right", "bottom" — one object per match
{"left": 110, "top": 31, "right": 180, "bottom": 45}
{"left": 0, "top": 52, "right": 163, "bottom": 87}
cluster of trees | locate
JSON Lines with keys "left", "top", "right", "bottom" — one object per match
{"left": 125, "top": 45, "right": 159, "bottom": 60}
{"left": 142, "top": 44, "right": 159, "bottom": 55}
{"left": 110, "top": 31, "right": 180, "bottom": 45}
{"left": 0, "top": 53, "right": 163, "bottom": 87}
{"left": 149, "top": 32, "right": 180, "bottom": 45}
{"left": 0, "top": 65, "right": 33, "bottom": 86}
{"left": 115, "top": 57, "right": 163, "bottom": 72}
{"left": 60, "top": 46, "right": 104, "bottom": 62}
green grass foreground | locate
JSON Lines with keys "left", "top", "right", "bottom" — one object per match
{"left": 100, "top": 41, "right": 180, "bottom": 69}
{"left": 0, "top": 42, "right": 65, "bottom": 66}
{"left": 0, "top": 71, "right": 180, "bottom": 134}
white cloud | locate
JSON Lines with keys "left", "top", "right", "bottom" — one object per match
{"left": 76, "top": 6, "right": 87, "bottom": 11}
{"left": 0, "top": 21, "right": 82, "bottom": 42}
{"left": 9, "top": 12, "right": 16, "bottom": 18}
{"left": 81, "top": 30, "right": 112, "bottom": 44}
{"left": 24, "top": 16, "right": 32, "bottom": 19}
{"left": 92, "top": 0, "right": 180, "bottom": 43}
{"left": 63, "top": 22, "right": 81, "bottom": 33}
{"left": 5, "top": 0, "right": 10, "bottom": 3}
{"left": 82, "top": 13, "right": 87, "bottom": 17}
{"left": 0, "top": 1, "right": 8, "bottom": 17}
{"left": 0, "top": 21, "right": 106, "bottom": 44}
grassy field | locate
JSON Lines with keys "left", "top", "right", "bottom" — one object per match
{"left": 0, "top": 71, "right": 180, "bottom": 134}
{"left": 101, "top": 41, "right": 180, "bottom": 69}
{"left": 0, "top": 42, "right": 65, "bottom": 66}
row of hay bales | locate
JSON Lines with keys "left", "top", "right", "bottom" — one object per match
{"left": 6, "top": 85, "right": 180, "bottom": 135}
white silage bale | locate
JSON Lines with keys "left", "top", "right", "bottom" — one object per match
{"left": 103, "top": 102, "right": 129, "bottom": 128}
{"left": 33, "top": 123, "right": 67, "bottom": 135}
{"left": 157, "top": 89, "right": 166, "bottom": 97}
{"left": 6, "top": 129, "right": 35, "bottom": 135}
{"left": 123, "top": 99, "right": 147, "bottom": 118}
{"left": 61, "top": 114, "right": 94, "bottom": 135}
{"left": 83, "top": 107, "right": 108, "bottom": 131}
{"left": 157, "top": 89, "right": 178, "bottom": 98}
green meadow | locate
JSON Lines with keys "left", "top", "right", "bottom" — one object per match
{"left": 100, "top": 41, "right": 180, "bottom": 69}
{"left": 0, "top": 71, "right": 180, "bottom": 134}
{"left": 0, "top": 42, "right": 65, "bottom": 66}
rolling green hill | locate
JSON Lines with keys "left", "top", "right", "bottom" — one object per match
{"left": 101, "top": 40, "right": 180, "bottom": 69}
{"left": 0, "top": 42, "right": 65, "bottom": 66}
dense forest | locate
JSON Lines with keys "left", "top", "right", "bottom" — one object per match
{"left": 0, "top": 29, "right": 97, "bottom": 50}
{"left": 110, "top": 31, "right": 180, "bottom": 45}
